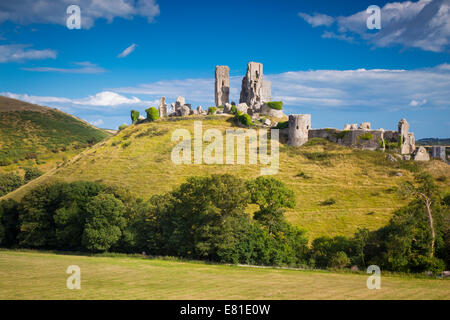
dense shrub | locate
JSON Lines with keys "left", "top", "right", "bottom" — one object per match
{"left": 230, "top": 105, "right": 237, "bottom": 115}
{"left": 207, "top": 107, "right": 217, "bottom": 115}
{"left": 118, "top": 124, "right": 128, "bottom": 131}
{"left": 0, "top": 173, "right": 23, "bottom": 197}
{"left": 23, "top": 167, "right": 43, "bottom": 183}
{"left": 145, "top": 107, "right": 159, "bottom": 121}
{"left": 0, "top": 158, "right": 12, "bottom": 166}
{"left": 330, "top": 251, "right": 350, "bottom": 269}
{"left": 236, "top": 112, "right": 252, "bottom": 127}
{"left": 266, "top": 101, "right": 283, "bottom": 110}
{"left": 275, "top": 121, "right": 289, "bottom": 129}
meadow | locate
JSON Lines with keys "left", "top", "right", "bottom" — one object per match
{"left": 4, "top": 117, "right": 449, "bottom": 240}
{"left": 0, "top": 250, "right": 448, "bottom": 300}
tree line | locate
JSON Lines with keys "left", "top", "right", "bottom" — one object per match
{"left": 0, "top": 173, "right": 448, "bottom": 273}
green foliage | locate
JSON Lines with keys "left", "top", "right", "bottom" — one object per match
{"left": 23, "top": 167, "right": 43, "bottom": 183}
{"left": 266, "top": 101, "right": 283, "bottom": 110}
{"left": 130, "top": 110, "right": 140, "bottom": 123}
{"left": 0, "top": 173, "right": 23, "bottom": 197}
{"left": 336, "top": 131, "right": 350, "bottom": 140}
{"left": 358, "top": 133, "right": 374, "bottom": 141}
{"left": 275, "top": 121, "right": 289, "bottom": 129}
{"left": 330, "top": 251, "right": 350, "bottom": 269}
{"left": 236, "top": 113, "right": 252, "bottom": 127}
{"left": 0, "top": 199, "right": 19, "bottom": 246}
{"left": 207, "top": 107, "right": 217, "bottom": 115}
{"left": 230, "top": 105, "right": 237, "bottom": 115}
{"left": 118, "top": 124, "right": 128, "bottom": 131}
{"left": 0, "top": 158, "right": 12, "bottom": 166}
{"left": 247, "top": 176, "right": 295, "bottom": 231}
{"left": 82, "top": 193, "right": 126, "bottom": 252}
{"left": 145, "top": 107, "right": 159, "bottom": 121}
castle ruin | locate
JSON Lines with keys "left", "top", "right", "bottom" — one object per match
{"left": 154, "top": 61, "right": 442, "bottom": 162}
{"left": 215, "top": 66, "right": 230, "bottom": 107}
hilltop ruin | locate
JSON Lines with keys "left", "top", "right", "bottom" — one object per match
{"left": 154, "top": 62, "right": 443, "bottom": 162}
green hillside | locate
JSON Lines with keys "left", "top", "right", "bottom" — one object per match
{"left": 0, "top": 96, "right": 110, "bottom": 175}
{"left": 4, "top": 116, "right": 449, "bottom": 240}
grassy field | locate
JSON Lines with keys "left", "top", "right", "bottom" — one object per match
{"left": 3, "top": 116, "right": 449, "bottom": 240}
{"left": 0, "top": 250, "right": 448, "bottom": 300}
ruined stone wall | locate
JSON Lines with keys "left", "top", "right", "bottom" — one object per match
{"left": 308, "top": 128, "right": 385, "bottom": 150}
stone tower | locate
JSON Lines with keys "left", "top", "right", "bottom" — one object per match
{"left": 215, "top": 66, "right": 230, "bottom": 107}
{"left": 158, "top": 97, "right": 168, "bottom": 118}
{"left": 398, "top": 118, "right": 415, "bottom": 154}
{"left": 288, "top": 114, "right": 311, "bottom": 146}
{"left": 239, "top": 62, "right": 271, "bottom": 107}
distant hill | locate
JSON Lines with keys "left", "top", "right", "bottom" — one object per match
{"left": 416, "top": 138, "right": 450, "bottom": 146}
{"left": 0, "top": 96, "right": 110, "bottom": 167}
{"left": 4, "top": 116, "right": 449, "bottom": 240}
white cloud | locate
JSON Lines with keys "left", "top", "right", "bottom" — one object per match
{"left": 0, "top": 0, "right": 160, "bottom": 29}
{"left": 0, "top": 44, "right": 56, "bottom": 63}
{"left": 1, "top": 91, "right": 144, "bottom": 108}
{"left": 298, "top": 12, "right": 334, "bottom": 27}
{"left": 112, "top": 64, "right": 450, "bottom": 113}
{"left": 409, "top": 99, "right": 427, "bottom": 107}
{"left": 300, "top": 0, "right": 450, "bottom": 52}
{"left": 73, "top": 91, "right": 141, "bottom": 106}
{"left": 321, "top": 31, "right": 354, "bottom": 43}
{"left": 22, "top": 61, "right": 106, "bottom": 73}
{"left": 90, "top": 119, "right": 104, "bottom": 126}
{"left": 118, "top": 43, "right": 137, "bottom": 58}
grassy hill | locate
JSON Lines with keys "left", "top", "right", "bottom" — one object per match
{"left": 4, "top": 116, "right": 449, "bottom": 240}
{"left": 0, "top": 96, "right": 110, "bottom": 175}
{"left": 1, "top": 250, "right": 448, "bottom": 300}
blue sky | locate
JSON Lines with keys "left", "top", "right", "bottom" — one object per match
{"left": 0, "top": 0, "right": 449, "bottom": 138}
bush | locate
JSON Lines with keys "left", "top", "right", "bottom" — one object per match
{"left": 266, "top": 101, "right": 283, "bottom": 110}
{"left": 275, "top": 121, "right": 289, "bottom": 129}
{"left": 130, "top": 110, "right": 140, "bottom": 123}
{"left": 0, "top": 158, "right": 12, "bottom": 166}
{"left": 0, "top": 173, "right": 23, "bottom": 197}
{"left": 24, "top": 167, "right": 43, "bottom": 183}
{"left": 358, "top": 133, "right": 374, "bottom": 141}
{"left": 145, "top": 107, "right": 159, "bottom": 121}
{"left": 320, "top": 198, "right": 336, "bottom": 206}
{"left": 230, "top": 105, "right": 237, "bottom": 115}
{"left": 330, "top": 251, "right": 350, "bottom": 269}
{"left": 118, "top": 124, "right": 128, "bottom": 131}
{"left": 207, "top": 107, "right": 217, "bottom": 115}
{"left": 237, "top": 113, "right": 252, "bottom": 127}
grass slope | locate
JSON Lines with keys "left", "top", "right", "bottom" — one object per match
{"left": 0, "top": 250, "right": 448, "bottom": 300}
{"left": 3, "top": 117, "right": 449, "bottom": 239}
{"left": 0, "top": 96, "right": 110, "bottom": 175}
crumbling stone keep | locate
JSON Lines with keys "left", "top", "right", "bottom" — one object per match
{"left": 215, "top": 66, "right": 230, "bottom": 107}
{"left": 239, "top": 62, "right": 271, "bottom": 109}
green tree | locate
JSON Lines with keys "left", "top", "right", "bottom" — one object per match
{"left": 330, "top": 251, "right": 350, "bottom": 269}
{"left": 0, "top": 199, "right": 19, "bottom": 247}
{"left": 82, "top": 193, "right": 126, "bottom": 252}
{"left": 145, "top": 107, "right": 159, "bottom": 121}
{"left": 130, "top": 110, "right": 140, "bottom": 123}
{"left": 247, "top": 176, "right": 295, "bottom": 230}
{"left": 400, "top": 172, "right": 440, "bottom": 257}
